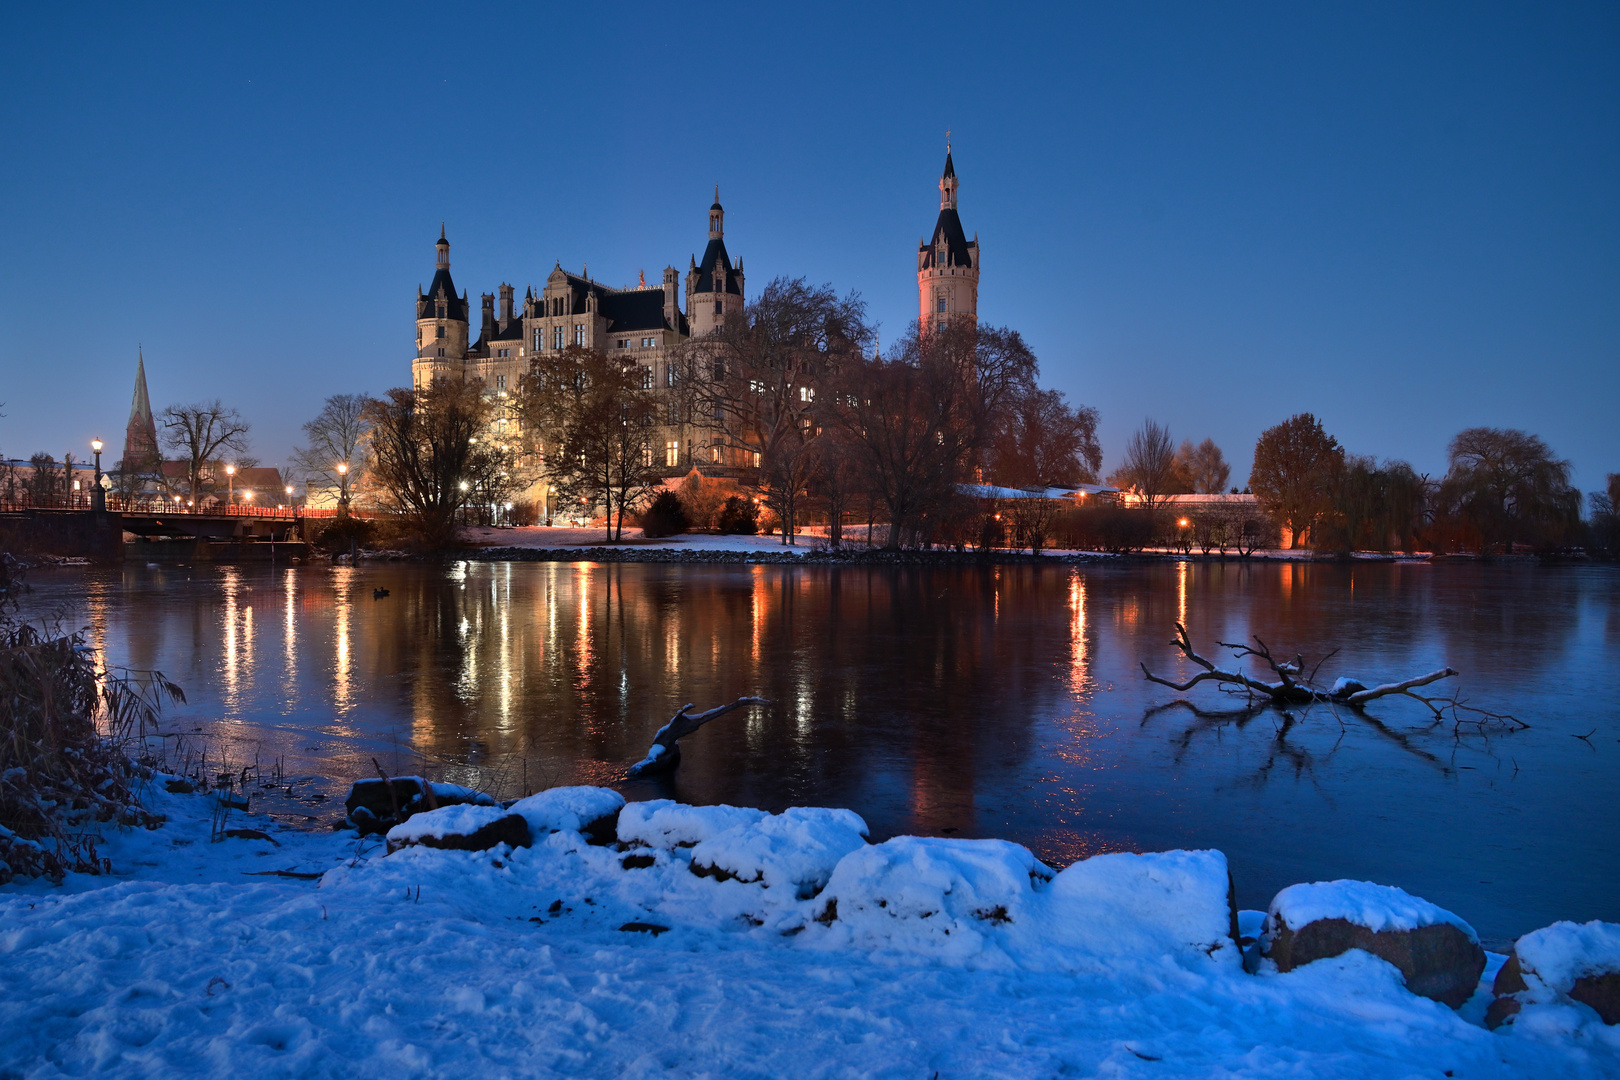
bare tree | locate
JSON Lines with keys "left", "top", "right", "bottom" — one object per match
{"left": 1435, "top": 427, "right": 1579, "bottom": 553}
{"left": 676, "top": 278, "right": 869, "bottom": 544}
{"left": 1175, "top": 438, "right": 1231, "bottom": 494}
{"left": 159, "top": 401, "right": 251, "bottom": 505}
{"left": 1111, "top": 419, "right": 1178, "bottom": 507}
{"left": 988, "top": 387, "right": 1102, "bottom": 489}
{"left": 290, "top": 394, "right": 373, "bottom": 502}
{"left": 520, "top": 345, "right": 661, "bottom": 542}
{"left": 828, "top": 320, "right": 1036, "bottom": 549}
{"left": 364, "top": 379, "right": 491, "bottom": 548}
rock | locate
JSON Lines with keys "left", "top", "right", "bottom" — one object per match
{"left": 344, "top": 777, "right": 493, "bottom": 835}
{"left": 1489, "top": 921, "right": 1620, "bottom": 1027}
{"left": 1261, "top": 881, "right": 1485, "bottom": 1009}
{"left": 385, "top": 806, "right": 531, "bottom": 853}
{"left": 508, "top": 787, "right": 626, "bottom": 845}
{"left": 164, "top": 779, "right": 195, "bottom": 794}
{"left": 618, "top": 922, "right": 670, "bottom": 936}
{"left": 1571, "top": 973, "right": 1620, "bottom": 1025}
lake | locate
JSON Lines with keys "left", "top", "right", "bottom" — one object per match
{"left": 21, "top": 558, "right": 1619, "bottom": 947}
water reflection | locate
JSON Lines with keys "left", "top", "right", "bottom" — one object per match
{"left": 21, "top": 560, "right": 1620, "bottom": 943}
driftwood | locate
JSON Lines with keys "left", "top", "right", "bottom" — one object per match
{"left": 627, "top": 697, "right": 770, "bottom": 778}
{"left": 1141, "top": 623, "right": 1525, "bottom": 730}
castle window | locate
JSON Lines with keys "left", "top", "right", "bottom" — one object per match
{"left": 437, "top": 325, "right": 446, "bottom": 339}
{"left": 642, "top": 446, "right": 653, "bottom": 468}
{"left": 665, "top": 364, "right": 678, "bottom": 388}
{"left": 617, "top": 339, "right": 629, "bottom": 349}
{"left": 710, "top": 442, "right": 722, "bottom": 464}
{"left": 533, "top": 329, "right": 541, "bottom": 349}
{"left": 417, "top": 328, "right": 422, "bottom": 345}
{"left": 496, "top": 375, "right": 506, "bottom": 390}
{"left": 640, "top": 366, "right": 654, "bottom": 390}
{"left": 752, "top": 451, "right": 761, "bottom": 468}
{"left": 642, "top": 337, "right": 654, "bottom": 348}
{"left": 665, "top": 440, "right": 679, "bottom": 467}
{"left": 574, "top": 324, "right": 585, "bottom": 346}
{"left": 667, "top": 401, "right": 679, "bottom": 425}
{"left": 714, "top": 300, "right": 723, "bottom": 315}
{"left": 937, "top": 297, "right": 947, "bottom": 314}
{"left": 553, "top": 326, "right": 564, "bottom": 350}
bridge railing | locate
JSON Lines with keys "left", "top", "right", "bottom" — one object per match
{"left": 0, "top": 493, "right": 383, "bottom": 519}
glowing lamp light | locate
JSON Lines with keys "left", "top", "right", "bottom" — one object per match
{"left": 286, "top": 486, "right": 294, "bottom": 496}
{"left": 243, "top": 490, "right": 253, "bottom": 502}
{"left": 459, "top": 481, "right": 470, "bottom": 492}
{"left": 1179, "top": 518, "right": 1190, "bottom": 528}
{"left": 336, "top": 463, "right": 348, "bottom": 475}
{"left": 91, "top": 438, "right": 103, "bottom": 454}
{"left": 226, "top": 464, "right": 235, "bottom": 476}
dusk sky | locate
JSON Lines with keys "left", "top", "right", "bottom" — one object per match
{"left": 3, "top": 2, "right": 1616, "bottom": 490}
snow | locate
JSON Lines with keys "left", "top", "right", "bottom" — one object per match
{"left": 1266, "top": 879, "right": 1479, "bottom": 940}
{"left": 1515, "top": 920, "right": 1620, "bottom": 992}
{"left": 617, "top": 799, "right": 767, "bottom": 848}
{"left": 506, "top": 785, "right": 625, "bottom": 835}
{"left": 690, "top": 806, "right": 868, "bottom": 897}
{"left": 2, "top": 783, "right": 1618, "bottom": 1078}
{"left": 385, "top": 803, "right": 516, "bottom": 845}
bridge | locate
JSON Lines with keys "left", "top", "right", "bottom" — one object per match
{"left": 0, "top": 495, "right": 378, "bottom": 562}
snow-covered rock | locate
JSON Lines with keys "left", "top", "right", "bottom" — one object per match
{"left": 1490, "top": 920, "right": 1620, "bottom": 1028}
{"left": 384, "top": 804, "right": 530, "bottom": 853}
{"left": 1041, "top": 848, "right": 1242, "bottom": 970}
{"left": 690, "top": 806, "right": 868, "bottom": 898}
{"left": 617, "top": 799, "right": 768, "bottom": 849}
{"left": 344, "top": 777, "right": 495, "bottom": 835}
{"left": 508, "top": 786, "right": 625, "bottom": 844}
{"left": 816, "top": 837, "right": 1053, "bottom": 962}
{"left": 1262, "top": 880, "right": 1485, "bottom": 1008}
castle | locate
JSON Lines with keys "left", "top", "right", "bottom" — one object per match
{"left": 411, "top": 150, "right": 978, "bottom": 480}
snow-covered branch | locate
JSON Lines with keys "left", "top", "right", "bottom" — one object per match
{"left": 627, "top": 697, "right": 771, "bottom": 778}
{"left": 1141, "top": 623, "right": 1525, "bottom": 731}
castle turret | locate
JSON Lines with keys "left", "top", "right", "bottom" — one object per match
{"left": 415, "top": 224, "right": 470, "bottom": 386}
{"left": 917, "top": 145, "right": 979, "bottom": 332}
{"left": 685, "top": 187, "right": 745, "bottom": 338}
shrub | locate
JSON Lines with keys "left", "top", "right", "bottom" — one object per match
{"left": 312, "top": 515, "right": 377, "bottom": 554}
{"left": 716, "top": 495, "right": 759, "bottom": 535}
{"left": 639, "top": 491, "right": 689, "bottom": 538}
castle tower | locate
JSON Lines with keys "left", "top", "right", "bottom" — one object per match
{"left": 414, "top": 224, "right": 470, "bottom": 387}
{"left": 685, "top": 187, "right": 745, "bottom": 338}
{"left": 917, "top": 145, "right": 979, "bottom": 332}
{"left": 121, "top": 349, "right": 160, "bottom": 471}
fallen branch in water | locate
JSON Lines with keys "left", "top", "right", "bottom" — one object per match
{"left": 626, "top": 697, "right": 770, "bottom": 778}
{"left": 1141, "top": 623, "right": 1526, "bottom": 731}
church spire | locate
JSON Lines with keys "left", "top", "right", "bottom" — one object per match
{"left": 939, "top": 138, "right": 958, "bottom": 210}
{"left": 122, "top": 349, "right": 159, "bottom": 470}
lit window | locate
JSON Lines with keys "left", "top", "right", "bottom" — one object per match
{"left": 640, "top": 366, "right": 654, "bottom": 390}
{"left": 752, "top": 452, "right": 761, "bottom": 468}
{"left": 665, "top": 440, "right": 679, "bottom": 467}
{"left": 496, "top": 375, "right": 506, "bottom": 390}
{"left": 665, "top": 364, "right": 678, "bottom": 388}
{"left": 710, "top": 442, "right": 722, "bottom": 464}
{"left": 642, "top": 446, "right": 653, "bottom": 468}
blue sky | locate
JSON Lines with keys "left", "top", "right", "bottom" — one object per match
{"left": 3, "top": 2, "right": 1616, "bottom": 490}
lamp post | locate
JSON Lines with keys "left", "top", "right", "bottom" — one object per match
{"left": 90, "top": 439, "right": 105, "bottom": 512}
{"left": 336, "top": 462, "right": 350, "bottom": 514}
{"left": 285, "top": 484, "right": 294, "bottom": 511}
{"left": 226, "top": 463, "right": 236, "bottom": 509}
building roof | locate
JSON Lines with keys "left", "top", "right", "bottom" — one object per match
{"left": 692, "top": 237, "right": 742, "bottom": 295}
{"left": 919, "top": 207, "right": 974, "bottom": 270}
{"left": 942, "top": 150, "right": 956, "bottom": 179}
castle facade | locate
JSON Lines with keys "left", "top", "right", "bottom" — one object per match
{"left": 411, "top": 151, "right": 977, "bottom": 485}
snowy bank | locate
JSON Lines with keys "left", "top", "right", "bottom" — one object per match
{"left": 2, "top": 783, "right": 1618, "bottom": 1078}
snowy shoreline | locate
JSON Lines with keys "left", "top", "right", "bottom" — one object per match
{"left": 3, "top": 780, "right": 1617, "bottom": 1078}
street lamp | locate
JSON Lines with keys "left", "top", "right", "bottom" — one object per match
{"left": 336, "top": 462, "right": 350, "bottom": 513}
{"left": 225, "top": 463, "right": 236, "bottom": 509}
{"left": 90, "top": 439, "right": 105, "bottom": 511}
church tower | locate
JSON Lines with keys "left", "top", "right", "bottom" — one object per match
{"left": 414, "top": 225, "right": 470, "bottom": 387}
{"left": 686, "top": 188, "right": 745, "bottom": 338}
{"left": 917, "top": 144, "right": 979, "bottom": 332}
{"left": 121, "top": 349, "right": 160, "bottom": 472}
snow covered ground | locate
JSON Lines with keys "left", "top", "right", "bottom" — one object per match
{"left": 3, "top": 784, "right": 1617, "bottom": 1079}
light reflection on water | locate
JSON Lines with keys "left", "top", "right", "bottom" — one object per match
{"left": 26, "top": 560, "right": 1620, "bottom": 945}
